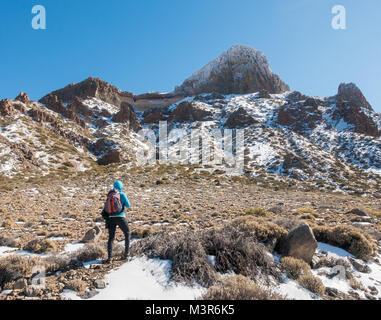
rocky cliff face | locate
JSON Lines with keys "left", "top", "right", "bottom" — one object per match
{"left": 174, "top": 45, "right": 290, "bottom": 96}
{"left": 334, "top": 83, "right": 379, "bottom": 137}
{"left": 39, "top": 77, "right": 134, "bottom": 107}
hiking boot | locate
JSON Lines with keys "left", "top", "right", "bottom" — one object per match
{"left": 121, "top": 253, "right": 129, "bottom": 261}
{"left": 102, "top": 259, "right": 112, "bottom": 265}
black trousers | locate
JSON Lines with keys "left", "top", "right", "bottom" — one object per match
{"left": 106, "top": 217, "right": 130, "bottom": 259}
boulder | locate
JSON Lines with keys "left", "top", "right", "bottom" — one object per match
{"left": 83, "top": 289, "right": 99, "bottom": 299}
{"left": 14, "top": 278, "right": 28, "bottom": 290}
{"left": 81, "top": 226, "right": 102, "bottom": 243}
{"left": 225, "top": 107, "right": 257, "bottom": 128}
{"left": 94, "top": 279, "right": 106, "bottom": 289}
{"left": 277, "top": 223, "right": 318, "bottom": 264}
{"left": 349, "top": 257, "right": 372, "bottom": 273}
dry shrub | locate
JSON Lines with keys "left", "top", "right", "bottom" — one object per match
{"left": 131, "top": 226, "right": 154, "bottom": 239}
{"left": 204, "top": 225, "right": 281, "bottom": 283}
{"left": 0, "top": 255, "right": 43, "bottom": 289}
{"left": 349, "top": 278, "right": 367, "bottom": 292}
{"left": 0, "top": 235, "right": 18, "bottom": 248}
{"left": 281, "top": 257, "right": 311, "bottom": 280}
{"left": 65, "top": 279, "right": 87, "bottom": 293}
{"left": 132, "top": 224, "right": 282, "bottom": 288}
{"left": 24, "top": 239, "right": 57, "bottom": 254}
{"left": 74, "top": 244, "right": 106, "bottom": 263}
{"left": 313, "top": 225, "right": 374, "bottom": 261}
{"left": 244, "top": 208, "right": 268, "bottom": 217}
{"left": 201, "top": 275, "right": 284, "bottom": 300}
{"left": 273, "top": 217, "right": 302, "bottom": 231}
{"left": 44, "top": 255, "right": 72, "bottom": 273}
{"left": 231, "top": 216, "right": 287, "bottom": 241}
{"left": 2, "top": 219, "right": 14, "bottom": 229}
{"left": 298, "top": 273, "right": 325, "bottom": 297}
{"left": 131, "top": 230, "right": 216, "bottom": 287}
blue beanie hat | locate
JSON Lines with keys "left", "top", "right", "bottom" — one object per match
{"left": 114, "top": 180, "right": 124, "bottom": 191}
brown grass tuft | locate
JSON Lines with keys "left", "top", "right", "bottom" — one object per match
{"left": 201, "top": 275, "right": 284, "bottom": 300}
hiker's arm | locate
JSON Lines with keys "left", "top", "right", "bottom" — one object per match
{"left": 121, "top": 193, "right": 131, "bottom": 208}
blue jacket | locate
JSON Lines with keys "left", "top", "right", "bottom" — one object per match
{"left": 110, "top": 181, "right": 131, "bottom": 218}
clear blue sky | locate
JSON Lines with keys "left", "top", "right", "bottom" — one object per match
{"left": 1, "top": 0, "right": 380, "bottom": 112}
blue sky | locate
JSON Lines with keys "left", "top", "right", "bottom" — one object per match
{"left": 1, "top": 0, "right": 380, "bottom": 112}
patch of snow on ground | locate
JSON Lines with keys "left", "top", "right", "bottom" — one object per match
{"left": 89, "top": 256, "right": 206, "bottom": 300}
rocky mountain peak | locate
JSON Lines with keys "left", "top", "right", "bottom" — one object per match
{"left": 337, "top": 83, "right": 373, "bottom": 111}
{"left": 39, "top": 77, "right": 134, "bottom": 107}
{"left": 174, "top": 44, "right": 290, "bottom": 96}
{"left": 335, "top": 83, "right": 379, "bottom": 137}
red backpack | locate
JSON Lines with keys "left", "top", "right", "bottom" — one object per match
{"left": 104, "top": 189, "right": 123, "bottom": 216}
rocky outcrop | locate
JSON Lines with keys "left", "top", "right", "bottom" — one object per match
{"left": 335, "top": 83, "right": 379, "bottom": 137}
{"left": 71, "top": 97, "right": 95, "bottom": 118}
{"left": 277, "top": 100, "right": 322, "bottom": 133}
{"left": 277, "top": 223, "right": 318, "bottom": 264}
{"left": 281, "top": 153, "right": 308, "bottom": 176}
{"left": 39, "top": 77, "right": 133, "bottom": 107}
{"left": 15, "top": 92, "right": 30, "bottom": 104}
{"left": 39, "top": 94, "right": 87, "bottom": 128}
{"left": 225, "top": 107, "right": 257, "bottom": 128}
{"left": 0, "top": 99, "right": 27, "bottom": 116}
{"left": 169, "top": 102, "right": 213, "bottom": 122}
{"left": 286, "top": 91, "right": 308, "bottom": 102}
{"left": 111, "top": 102, "right": 141, "bottom": 131}
{"left": 89, "top": 138, "right": 122, "bottom": 166}
{"left": 81, "top": 226, "right": 102, "bottom": 243}
{"left": 97, "top": 149, "right": 121, "bottom": 166}
{"left": 175, "top": 45, "right": 290, "bottom": 96}
{"left": 142, "top": 110, "right": 167, "bottom": 124}
{"left": 0, "top": 99, "right": 18, "bottom": 116}
{"left": 337, "top": 83, "right": 373, "bottom": 111}
{"left": 27, "top": 108, "right": 55, "bottom": 123}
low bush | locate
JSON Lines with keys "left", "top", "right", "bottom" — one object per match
{"left": 313, "top": 225, "right": 374, "bottom": 260}
{"left": 74, "top": 244, "right": 106, "bottom": 263}
{"left": 244, "top": 208, "right": 268, "bottom": 217}
{"left": 201, "top": 275, "right": 284, "bottom": 300}
{"left": 298, "top": 273, "right": 325, "bottom": 297}
{"left": 0, "top": 235, "right": 18, "bottom": 248}
{"left": 231, "top": 216, "right": 287, "bottom": 241}
{"left": 24, "top": 239, "right": 57, "bottom": 254}
{"left": 131, "top": 231, "right": 216, "bottom": 287}
{"left": 204, "top": 225, "right": 281, "bottom": 283}
{"left": 281, "top": 257, "right": 311, "bottom": 280}
{"left": 65, "top": 279, "right": 87, "bottom": 293}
